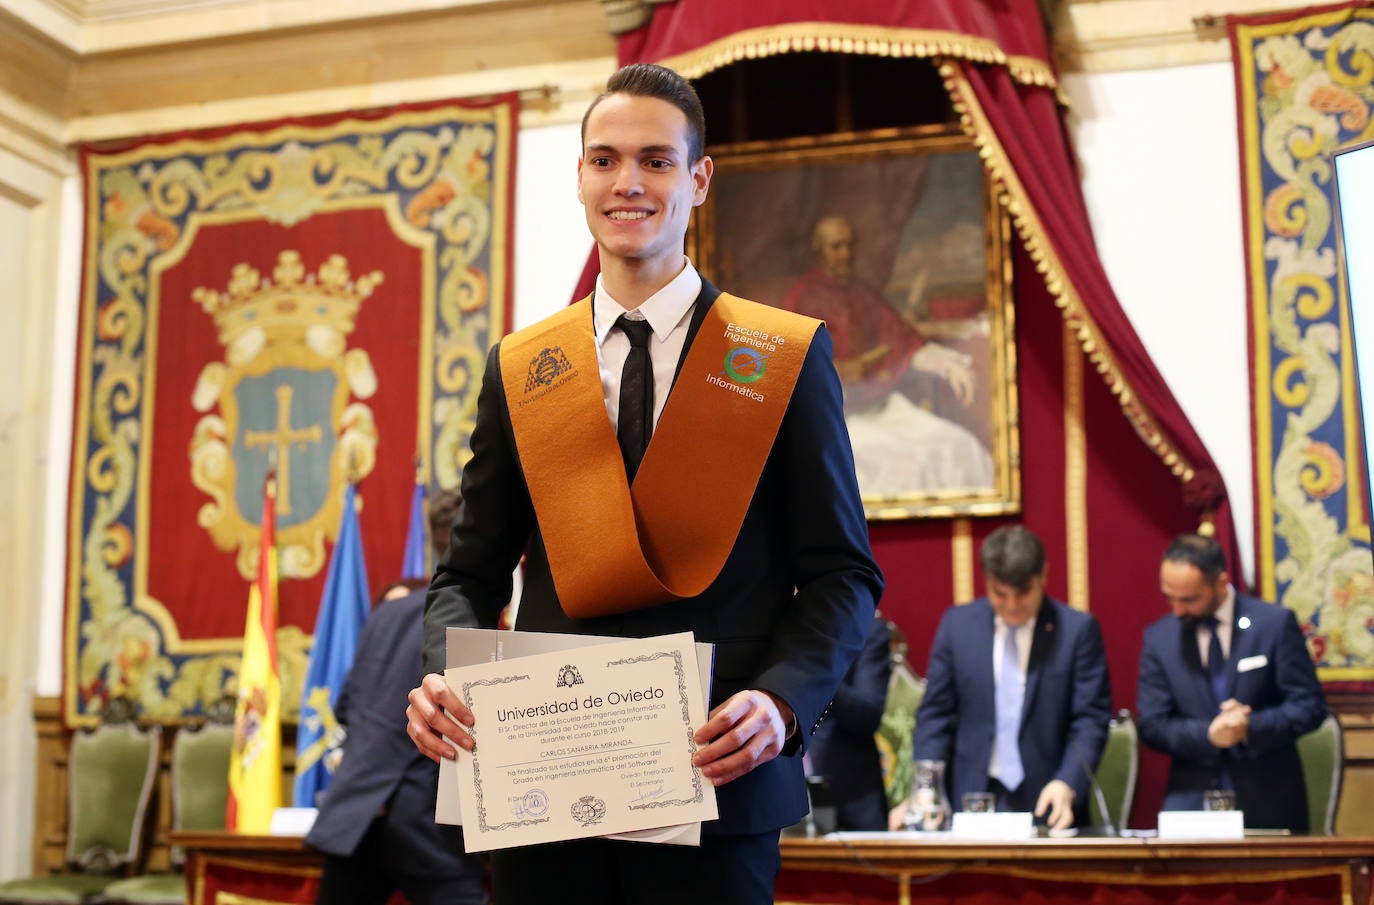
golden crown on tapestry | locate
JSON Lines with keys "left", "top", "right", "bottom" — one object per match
{"left": 193, "top": 250, "right": 382, "bottom": 359}
{"left": 189, "top": 249, "right": 383, "bottom": 582}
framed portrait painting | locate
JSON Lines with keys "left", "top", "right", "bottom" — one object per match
{"left": 691, "top": 125, "right": 1020, "bottom": 520}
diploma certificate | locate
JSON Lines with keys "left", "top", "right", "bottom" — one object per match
{"left": 448, "top": 632, "right": 718, "bottom": 852}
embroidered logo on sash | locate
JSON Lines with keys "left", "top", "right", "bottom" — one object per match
{"left": 526, "top": 346, "right": 573, "bottom": 392}
{"left": 723, "top": 347, "right": 767, "bottom": 384}
{"left": 706, "top": 321, "right": 786, "bottom": 404}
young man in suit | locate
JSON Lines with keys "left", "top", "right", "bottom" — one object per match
{"left": 308, "top": 490, "right": 488, "bottom": 905}
{"left": 1137, "top": 533, "right": 1326, "bottom": 832}
{"left": 404, "top": 63, "right": 882, "bottom": 904}
{"left": 895, "top": 526, "right": 1112, "bottom": 831}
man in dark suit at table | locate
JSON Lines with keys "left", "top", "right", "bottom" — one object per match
{"left": 403, "top": 62, "right": 883, "bottom": 905}
{"left": 805, "top": 613, "right": 893, "bottom": 831}
{"left": 1138, "top": 532, "right": 1327, "bottom": 832}
{"left": 307, "top": 489, "right": 488, "bottom": 905}
{"left": 896, "top": 526, "right": 1112, "bottom": 831}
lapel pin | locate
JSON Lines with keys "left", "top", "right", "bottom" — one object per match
{"left": 1238, "top": 616, "right": 1251, "bottom": 630}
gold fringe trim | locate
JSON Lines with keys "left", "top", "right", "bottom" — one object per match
{"left": 938, "top": 60, "right": 1197, "bottom": 487}
{"left": 655, "top": 23, "right": 1058, "bottom": 89}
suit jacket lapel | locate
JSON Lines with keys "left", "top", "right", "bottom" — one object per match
{"left": 1021, "top": 602, "right": 1056, "bottom": 719}
{"left": 1224, "top": 596, "right": 1258, "bottom": 700}
{"left": 972, "top": 601, "right": 997, "bottom": 724}
{"left": 671, "top": 277, "right": 722, "bottom": 389}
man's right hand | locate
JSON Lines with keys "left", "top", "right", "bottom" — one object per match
{"left": 405, "top": 672, "right": 476, "bottom": 764}
{"left": 1207, "top": 699, "right": 1251, "bottom": 749}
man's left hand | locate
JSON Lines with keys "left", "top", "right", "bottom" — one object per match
{"left": 1034, "top": 779, "right": 1076, "bottom": 831}
{"left": 692, "top": 690, "right": 793, "bottom": 786}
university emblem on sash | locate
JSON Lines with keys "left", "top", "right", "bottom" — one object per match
{"left": 189, "top": 250, "right": 384, "bottom": 579}
{"left": 526, "top": 346, "right": 573, "bottom": 393}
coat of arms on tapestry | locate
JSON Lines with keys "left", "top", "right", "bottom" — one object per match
{"left": 68, "top": 98, "right": 517, "bottom": 724}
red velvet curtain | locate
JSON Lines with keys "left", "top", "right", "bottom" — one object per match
{"left": 598, "top": 0, "right": 1240, "bottom": 825}
{"left": 945, "top": 60, "right": 1240, "bottom": 565}
{"left": 618, "top": 0, "right": 1055, "bottom": 67}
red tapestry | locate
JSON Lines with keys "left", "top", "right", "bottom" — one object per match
{"left": 67, "top": 98, "right": 517, "bottom": 726}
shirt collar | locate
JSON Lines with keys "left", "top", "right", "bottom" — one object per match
{"left": 594, "top": 257, "right": 701, "bottom": 346}
{"left": 994, "top": 615, "right": 1033, "bottom": 638}
{"left": 1212, "top": 584, "right": 1236, "bottom": 627}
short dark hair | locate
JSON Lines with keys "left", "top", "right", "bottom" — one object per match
{"left": 581, "top": 63, "right": 707, "bottom": 163}
{"left": 979, "top": 526, "right": 1046, "bottom": 591}
{"left": 428, "top": 487, "right": 463, "bottom": 560}
{"left": 1162, "top": 533, "right": 1228, "bottom": 582}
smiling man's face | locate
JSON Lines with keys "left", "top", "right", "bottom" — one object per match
{"left": 577, "top": 92, "right": 712, "bottom": 285}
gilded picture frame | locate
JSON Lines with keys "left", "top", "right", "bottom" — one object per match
{"left": 691, "top": 125, "right": 1020, "bottom": 520}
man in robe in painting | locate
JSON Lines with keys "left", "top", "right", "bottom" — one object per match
{"left": 781, "top": 215, "right": 994, "bottom": 497}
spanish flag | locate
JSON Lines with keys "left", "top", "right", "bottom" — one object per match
{"left": 226, "top": 472, "right": 282, "bottom": 832}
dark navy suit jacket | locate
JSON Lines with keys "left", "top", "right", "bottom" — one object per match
{"left": 423, "top": 278, "right": 884, "bottom": 836}
{"left": 913, "top": 597, "right": 1112, "bottom": 824}
{"left": 806, "top": 615, "right": 892, "bottom": 831}
{"left": 308, "top": 590, "right": 481, "bottom": 876}
{"left": 1137, "top": 593, "right": 1326, "bottom": 832}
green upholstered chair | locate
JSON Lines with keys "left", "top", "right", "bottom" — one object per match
{"left": 1297, "top": 713, "right": 1344, "bottom": 836}
{"left": 1088, "top": 709, "right": 1139, "bottom": 834}
{"left": 102, "top": 721, "right": 235, "bottom": 905}
{"left": 0, "top": 720, "right": 161, "bottom": 905}
{"left": 875, "top": 619, "right": 925, "bottom": 810}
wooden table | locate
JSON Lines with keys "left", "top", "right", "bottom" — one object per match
{"left": 172, "top": 831, "right": 320, "bottom": 905}
{"left": 173, "top": 830, "right": 1374, "bottom": 904}
{"left": 778, "top": 835, "right": 1374, "bottom": 904}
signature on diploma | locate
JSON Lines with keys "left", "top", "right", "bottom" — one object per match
{"left": 631, "top": 780, "right": 667, "bottom": 803}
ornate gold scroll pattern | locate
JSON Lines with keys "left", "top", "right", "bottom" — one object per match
{"left": 1237, "top": 11, "right": 1374, "bottom": 675}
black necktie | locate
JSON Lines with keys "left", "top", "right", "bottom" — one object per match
{"left": 615, "top": 315, "right": 654, "bottom": 481}
{"left": 1205, "top": 615, "right": 1226, "bottom": 702}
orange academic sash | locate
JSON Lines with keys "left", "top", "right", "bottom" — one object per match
{"left": 499, "top": 293, "right": 820, "bottom": 618}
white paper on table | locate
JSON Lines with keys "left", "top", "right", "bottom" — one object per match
{"left": 436, "top": 627, "right": 714, "bottom": 847}
{"left": 445, "top": 631, "right": 718, "bottom": 853}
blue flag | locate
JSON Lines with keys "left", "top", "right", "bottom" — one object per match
{"left": 401, "top": 480, "right": 428, "bottom": 580}
{"left": 294, "top": 482, "right": 371, "bottom": 807}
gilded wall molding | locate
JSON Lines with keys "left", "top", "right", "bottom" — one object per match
{"left": 1064, "top": 319, "right": 1089, "bottom": 611}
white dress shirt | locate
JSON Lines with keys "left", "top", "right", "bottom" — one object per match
{"left": 593, "top": 258, "right": 701, "bottom": 431}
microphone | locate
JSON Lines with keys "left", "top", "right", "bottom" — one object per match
{"left": 1068, "top": 735, "right": 1117, "bottom": 837}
